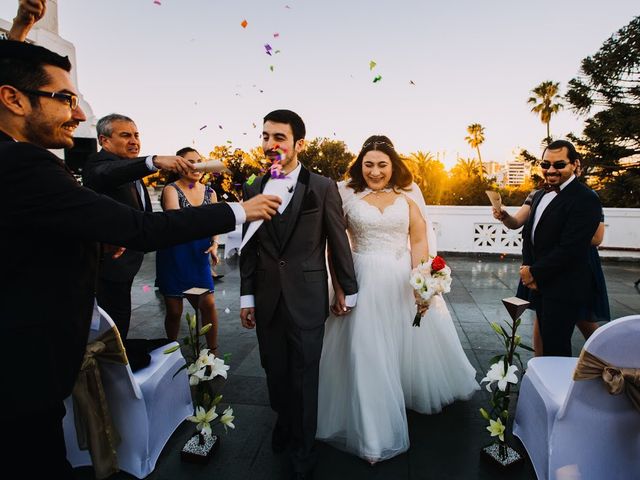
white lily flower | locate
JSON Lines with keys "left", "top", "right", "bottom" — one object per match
{"left": 481, "top": 362, "right": 519, "bottom": 392}
{"left": 220, "top": 407, "right": 235, "bottom": 431}
{"left": 195, "top": 349, "right": 216, "bottom": 370}
{"left": 210, "top": 357, "right": 230, "bottom": 379}
{"left": 487, "top": 417, "right": 506, "bottom": 441}
{"left": 187, "top": 406, "right": 218, "bottom": 436}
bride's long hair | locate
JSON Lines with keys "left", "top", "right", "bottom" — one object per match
{"left": 346, "top": 135, "right": 413, "bottom": 193}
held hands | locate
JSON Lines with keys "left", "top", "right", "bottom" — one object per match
{"left": 240, "top": 308, "right": 256, "bottom": 329}
{"left": 242, "top": 194, "right": 281, "bottom": 222}
{"left": 330, "top": 287, "right": 352, "bottom": 316}
{"left": 152, "top": 155, "right": 196, "bottom": 176}
{"left": 413, "top": 291, "right": 429, "bottom": 316}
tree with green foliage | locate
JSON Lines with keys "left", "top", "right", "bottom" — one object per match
{"left": 565, "top": 16, "right": 640, "bottom": 207}
{"left": 464, "top": 123, "right": 486, "bottom": 179}
{"left": 527, "top": 80, "right": 564, "bottom": 144}
{"left": 298, "top": 138, "right": 354, "bottom": 181}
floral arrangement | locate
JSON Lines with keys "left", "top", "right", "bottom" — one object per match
{"left": 165, "top": 312, "right": 235, "bottom": 443}
{"left": 409, "top": 255, "right": 452, "bottom": 326}
{"left": 478, "top": 299, "right": 533, "bottom": 464}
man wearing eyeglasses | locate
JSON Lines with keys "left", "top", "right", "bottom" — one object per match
{"left": 82, "top": 114, "right": 196, "bottom": 339}
{"left": 0, "top": 3, "right": 280, "bottom": 476}
{"left": 519, "top": 140, "right": 602, "bottom": 356}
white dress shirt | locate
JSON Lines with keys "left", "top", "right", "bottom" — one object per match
{"left": 531, "top": 174, "right": 575, "bottom": 243}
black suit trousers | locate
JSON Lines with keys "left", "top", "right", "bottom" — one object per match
{"left": 534, "top": 292, "right": 579, "bottom": 357}
{"left": 96, "top": 277, "right": 134, "bottom": 338}
{"left": 256, "top": 296, "right": 324, "bottom": 474}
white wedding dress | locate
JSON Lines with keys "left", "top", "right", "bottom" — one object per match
{"left": 316, "top": 186, "right": 479, "bottom": 462}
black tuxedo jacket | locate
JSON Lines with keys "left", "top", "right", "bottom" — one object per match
{"left": 82, "top": 149, "right": 153, "bottom": 282}
{"left": 0, "top": 130, "right": 236, "bottom": 419}
{"left": 240, "top": 166, "right": 357, "bottom": 329}
{"left": 521, "top": 179, "right": 601, "bottom": 301}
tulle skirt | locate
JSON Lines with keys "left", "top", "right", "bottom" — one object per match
{"left": 317, "top": 250, "right": 479, "bottom": 461}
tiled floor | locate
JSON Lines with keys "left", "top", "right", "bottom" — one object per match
{"left": 74, "top": 252, "right": 640, "bottom": 480}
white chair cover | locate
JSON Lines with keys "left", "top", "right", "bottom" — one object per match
{"left": 513, "top": 314, "right": 640, "bottom": 480}
{"left": 63, "top": 305, "right": 193, "bottom": 478}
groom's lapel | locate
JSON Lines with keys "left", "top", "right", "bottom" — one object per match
{"left": 258, "top": 171, "right": 281, "bottom": 250}
{"left": 278, "top": 166, "right": 310, "bottom": 254}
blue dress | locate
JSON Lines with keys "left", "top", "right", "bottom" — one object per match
{"left": 156, "top": 183, "right": 215, "bottom": 297}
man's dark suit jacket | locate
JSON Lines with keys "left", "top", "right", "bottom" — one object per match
{"left": 240, "top": 166, "right": 357, "bottom": 329}
{"left": 0, "top": 130, "right": 236, "bottom": 420}
{"left": 82, "top": 150, "right": 152, "bottom": 282}
{"left": 522, "top": 179, "right": 602, "bottom": 302}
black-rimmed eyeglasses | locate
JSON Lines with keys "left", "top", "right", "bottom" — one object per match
{"left": 19, "top": 88, "right": 79, "bottom": 110}
{"left": 540, "top": 160, "right": 570, "bottom": 170}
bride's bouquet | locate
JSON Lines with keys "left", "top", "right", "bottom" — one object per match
{"left": 409, "top": 255, "right": 452, "bottom": 326}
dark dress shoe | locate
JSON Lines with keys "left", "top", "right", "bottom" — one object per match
{"left": 271, "top": 425, "right": 290, "bottom": 453}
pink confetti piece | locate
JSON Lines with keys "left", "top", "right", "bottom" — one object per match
{"left": 273, "top": 33, "right": 280, "bottom": 38}
{"left": 218, "top": 125, "right": 223, "bottom": 129}
{"left": 142, "top": 285, "right": 151, "bottom": 292}
{"left": 199, "top": 125, "right": 207, "bottom": 130}
{"left": 153, "top": 0, "right": 161, "bottom": 4}
{"left": 241, "top": 19, "right": 248, "bottom": 28}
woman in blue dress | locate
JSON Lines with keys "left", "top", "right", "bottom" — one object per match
{"left": 156, "top": 147, "right": 220, "bottom": 353}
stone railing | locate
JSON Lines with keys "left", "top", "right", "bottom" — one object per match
{"left": 426, "top": 206, "right": 640, "bottom": 259}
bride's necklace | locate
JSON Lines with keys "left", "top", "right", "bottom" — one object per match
{"left": 369, "top": 187, "right": 392, "bottom": 194}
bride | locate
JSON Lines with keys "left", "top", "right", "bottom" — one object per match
{"left": 316, "top": 135, "right": 479, "bottom": 463}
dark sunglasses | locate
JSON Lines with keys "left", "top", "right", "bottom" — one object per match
{"left": 540, "top": 160, "right": 571, "bottom": 170}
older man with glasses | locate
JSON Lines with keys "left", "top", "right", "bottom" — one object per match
{"left": 518, "top": 140, "right": 603, "bottom": 356}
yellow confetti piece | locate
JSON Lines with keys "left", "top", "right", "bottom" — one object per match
{"left": 369, "top": 60, "right": 377, "bottom": 70}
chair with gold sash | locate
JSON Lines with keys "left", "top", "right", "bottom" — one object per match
{"left": 513, "top": 314, "right": 640, "bottom": 480}
{"left": 62, "top": 305, "right": 192, "bottom": 479}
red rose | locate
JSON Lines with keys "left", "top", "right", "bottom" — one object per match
{"left": 431, "top": 255, "right": 446, "bottom": 272}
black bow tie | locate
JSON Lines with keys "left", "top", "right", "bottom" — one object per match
{"left": 543, "top": 184, "right": 560, "bottom": 193}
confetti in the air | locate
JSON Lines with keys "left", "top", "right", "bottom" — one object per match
{"left": 153, "top": 0, "right": 161, "bottom": 5}
{"left": 252, "top": 122, "right": 257, "bottom": 128}
{"left": 369, "top": 60, "right": 377, "bottom": 71}
{"left": 246, "top": 174, "right": 257, "bottom": 185}
{"left": 273, "top": 33, "right": 280, "bottom": 38}
{"left": 218, "top": 125, "right": 223, "bottom": 129}
{"left": 226, "top": 140, "right": 233, "bottom": 144}
{"left": 264, "top": 44, "right": 273, "bottom": 56}
{"left": 199, "top": 125, "right": 207, "bottom": 130}
{"left": 241, "top": 19, "right": 248, "bottom": 28}
{"left": 275, "top": 50, "right": 281, "bottom": 54}
{"left": 142, "top": 285, "right": 151, "bottom": 292}
{"left": 409, "top": 80, "right": 416, "bottom": 85}
{"left": 269, "top": 65, "right": 275, "bottom": 72}
{"left": 224, "top": 307, "right": 231, "bottom": 314}
{"left": 373, "top": 75, "right": 382, "bottom": 83}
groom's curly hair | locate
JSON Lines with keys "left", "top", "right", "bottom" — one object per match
{"left": 346, "top": 135, "right": 413, "bottom": 193}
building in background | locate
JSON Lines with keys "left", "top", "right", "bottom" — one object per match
{"left": 1, "top": 0, "right": 97, "bottom": 175}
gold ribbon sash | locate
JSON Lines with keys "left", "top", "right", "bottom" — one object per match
{"left": 71, "top": 327, "right": 129, "bottom": 479}
{"left": 573, "top": 349, "right": 640, "bottom": 412}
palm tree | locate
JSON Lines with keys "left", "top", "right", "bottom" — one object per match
{"left": 464, "top": 123, "right": 485, "bottom": 179}
{"left": 527, "top": 81, "right": 563, "bottom": 144}
{"left": 452, "top": 157, "right": 483, "bottom": 179}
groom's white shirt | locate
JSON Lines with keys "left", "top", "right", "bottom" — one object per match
{"left": 240, "top": 164, "right": 356, "bottom": 309}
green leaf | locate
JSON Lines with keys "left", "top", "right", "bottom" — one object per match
{"left": 163, "top": 344, "right": 180, "bottom": 354}
{"left": 490, "top": 322, "right": 505, "bottom": 337}
{"left": 519, "top": 343, "right": 535, "bottom": 352}
{"left": 223, "top": 353, "right": 232, "bottom": 364}
{"left": 488, "top": 354, "right": 503, "bottom": 365}
{"left": 515, "top": 318, "right": 521, "bottom": 329}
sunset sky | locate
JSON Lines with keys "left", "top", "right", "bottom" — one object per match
{"left": 1, "top": 0, "right": 637, "bottom": 168}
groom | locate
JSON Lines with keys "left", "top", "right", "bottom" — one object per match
{"left": 240, "top": 109, "right": 357, "bottom": 479}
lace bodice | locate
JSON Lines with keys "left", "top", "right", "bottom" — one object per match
{"left": 347, "top": 196, "right": 410, "bottom": 257}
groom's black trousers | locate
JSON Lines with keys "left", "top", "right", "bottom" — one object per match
{"left": 256, "top": 295, "right": 325, "bottom": 474}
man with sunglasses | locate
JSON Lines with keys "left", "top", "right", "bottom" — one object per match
{"left": 0, "top": 3, "right": 280, "bottom": 476}
{"left": 82, "top": 113, "right": 197, "bottom": 339}
{"left": 520, "top": 140, "right": 602, "bottom": 356}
